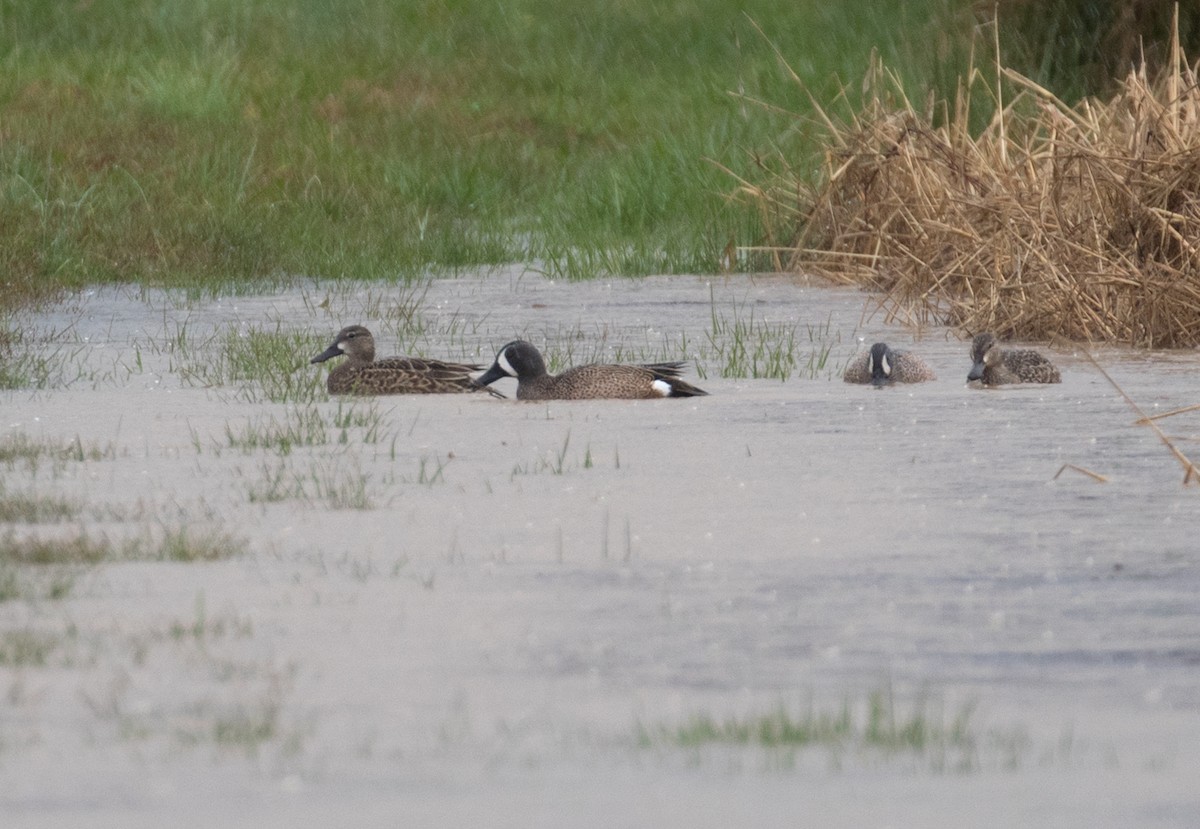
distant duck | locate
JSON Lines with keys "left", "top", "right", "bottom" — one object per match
{"left": 310, "top": 325, "right": 502, "bottom": 397}
{"left": 843, "top": 342, "right": 936, "bottom": 386}
{"left": 476, "top": 340, "right": 708, "bottom": 400}
{"left": 967, "top": 333, "right": 1061, "bottom": 386}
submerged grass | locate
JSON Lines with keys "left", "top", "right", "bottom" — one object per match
{"left": 701, "top": 291, "right": 839, "bottom": 380}
{"left": 0, "top": 323, "right": 80, "bottom": 389}
{"left": 166, "top": 323, "right": 326, "bottom": 403}
{"left": 0, "top": 488, "right": 81, "bottom": 523}
{"left": 0, "top": 527, "right": 245, "bottom": 568}
{"left": 246, "top": 457, "right": 379, "bottom": 509}
{"left": 0, "top": 526, "right": 245, "bottom": 603}
{"left": 512, "top": 291, "right": 841, "bottom": 383}
{"left": 0, "top": 628, "right": 62, "bottom": 666}
{"left": 219, "top": 399, "right": 393, "bottom": 457}
{"left": 0, "top": 0, "right": 972, "bottom": 308}
{"left": 639, "top": 689, "right": 984, "bottom": 771}
{"left": 509, "top": 431, "right": 597, "bottom": 479}
{"left": 0, "top": 433, "right": 116, "bottom": 470}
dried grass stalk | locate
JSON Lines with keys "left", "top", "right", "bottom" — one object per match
{"left": 756, "top": 21, "right": 1200, "bottom": 347}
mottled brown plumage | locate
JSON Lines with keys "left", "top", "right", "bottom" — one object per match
{"left": 843, "top": 342, "right": 936, "bottom": 386}
{"left": 967, "top": 333, "right": 1061, "bottom": 386}
{"left": 310, "top": 325, "right": 503, "bottom": 397}
{"left": 476, "top": 340, "right": 708, "bottom": 400}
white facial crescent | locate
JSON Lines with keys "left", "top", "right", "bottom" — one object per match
{"left": 498, "top": 350, "right": 518, "bottom": 377}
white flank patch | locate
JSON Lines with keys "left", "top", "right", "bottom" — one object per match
{"left": 498, "top": 350, "right": 518, "bottom": 377}
{"left": 650, "top": 379, "right": 672, "bottom": 397}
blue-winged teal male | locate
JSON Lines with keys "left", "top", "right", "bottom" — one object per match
{"left": 843, "top": 342, "right": 936, "bottom": 386}
{"left": 967, "top": 333, "right": 1061, "bottom": 386}
{"left": 476, "top": 340, "right": 708, "bottom": 400}
{"left": 311, "top": 325, "right": 503, "bottom": 396}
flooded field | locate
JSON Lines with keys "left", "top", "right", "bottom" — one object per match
{"left": 2, "top": 268, "right": 1199, "bottom": 827}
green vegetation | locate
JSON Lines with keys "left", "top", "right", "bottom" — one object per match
{"left": 0, "top": 432, "right": 116, "bottom": 470}
{"left": 406, "top": 455, "right": 449, "bottom": 487}
{"left": 702, "top": 297, "right": 838, "bottom": 381}
{"left": 246, "top": 457, "right": 380, "bottom": 508}
{"left": 0, "top": 526, "right": 244, "bottom": 603}
{"left": 993, "top": 0, "right": 1200, "bottom": 101}
{"left": 223, "top": 407, "right": 330, "bottom": 454}
{"left": 0, "top": 628, "right": 62, "bottom": 666}
{"left": 0, "top": 0, "right": 978, "bottom": 310}
{"left": 220, "top": 401, "right": 391, "bottom": 455}
{"left": 156, "top": 322, "right": 326, "bottom": 403}
{"left": 0, "top": 487, "right": 80, "bottom": 523}
{"left": 157, "top": 527, "right": 246, "bottom": 563}
{"left": 509, "top": 431, "right": 590, "bottom": 479}
{"left": 0, "top": 323, "right": 71, "bottom": 389}
{"left": 0, "top": 527, "right": 245, "bottom": 568}
{"left": 639, "top": 690, "right": 984, "bottom": 771}
{"left": 208, "top": 698, "right": 283, "bottom": 750}
{"left": 514, "top": 287, "right": 842, "bottom": 381}
{"left": 0, "top": 564, "right": 75, "bottom": 603}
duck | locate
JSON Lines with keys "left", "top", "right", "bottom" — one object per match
{"left": 967, "top": 333, "right": 1061, "bottom": 386}
{"left": 310, "top": 325, "right": 503, "bottom": 396}
{"left": 475, "top": 340, "right": 708, "bottom": 400}
{"left": 843, "top": 342, "right": 936, "bottom": 386}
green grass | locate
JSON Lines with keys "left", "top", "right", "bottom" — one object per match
{"left": 0, "top": 526, "right": 245, "bottom": 602}
{"left": 992, "top": 0, "right": 1200, "bottom": 103}
{"left": 639, "top": 689, "right": 984, "bottom": 771}
{"left": 0, "top": 527, "right": 245, "bottom": 567}
{"left": 0, "top": 432, "right": 117, "bottom": 470}
{"left": 246, "top": 457, "right": 379, "bottom": 508}
{"left": 0, "top": 0, "right": 970, "bottom": 309}
{"left": 166, "top": 593, "right": 254, "bottom": 643}
{"left": 0, "top": 628, "right": 62, "bottom": 666}
{"left": 511, "top": 287, "right": 843, "bottom": 381}
{"left": 0, "top": 564, "right": 76, "bottom": 603}
{"left": 161, "top": 323, "right": 327, "bottom": 403}
{"left": 0, "top": 487, "right": 81, "bottom": 523}
{"left": 209, "top": 699, "right": 282, "bottom": 750}
{"left": 0, "top": 323, "right": 74, "bottom": 389}
{"left": 219, "top": 399, "right": 394, "bottom": 460}
{"left": 404, "top": 455, "right": 449, "bottom": 487}
{"left": 509, "top": 431, "right": 604, "bottom": 479}
{"left": 701, "top": 296, "right": 839, "bottom": 381}
{"left": 223, "top": 406, "right": 331, "bottom": 455}
{"left": 157, "top": 527, "right": 246, "bottom": 562}
{"left": 155, "top": 310, "right": 481, "bottom": 401}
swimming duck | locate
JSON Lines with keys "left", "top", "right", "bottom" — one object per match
{"left": 476, "top": 340, "right": 708, "bottom": 400}
{"left": 843, "top": 342, "right": 936, "bottom": 386}
{"left": 967, "top": 333, "right": 1061, "bottom": 386}
{"left": 310, "top": 325, "right": 502, "bottom": 396}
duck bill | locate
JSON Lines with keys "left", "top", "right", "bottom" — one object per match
{"left": 967, "top": 362, "right": 985, "bottom": 382}
{"left": 474, "top": 362, "right": 508, "bottom": 387}
{"left": 310, "top": 344, "right": 342, "bottom": 364}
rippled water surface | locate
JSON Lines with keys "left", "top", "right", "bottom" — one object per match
{"left": 2, "top": 268, "right": 1198, "bottom": 828}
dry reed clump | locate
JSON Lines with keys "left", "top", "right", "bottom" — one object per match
{"left": 749, "top": 30, "right": 1200, "bottom": 347}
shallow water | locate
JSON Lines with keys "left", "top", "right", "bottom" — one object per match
{"left": 2, "top": 267, "right": 1199, "bottom": 828}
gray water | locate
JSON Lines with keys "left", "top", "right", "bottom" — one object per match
{"left": 2, "top": 268, "right": 1198, "bottom": 828}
